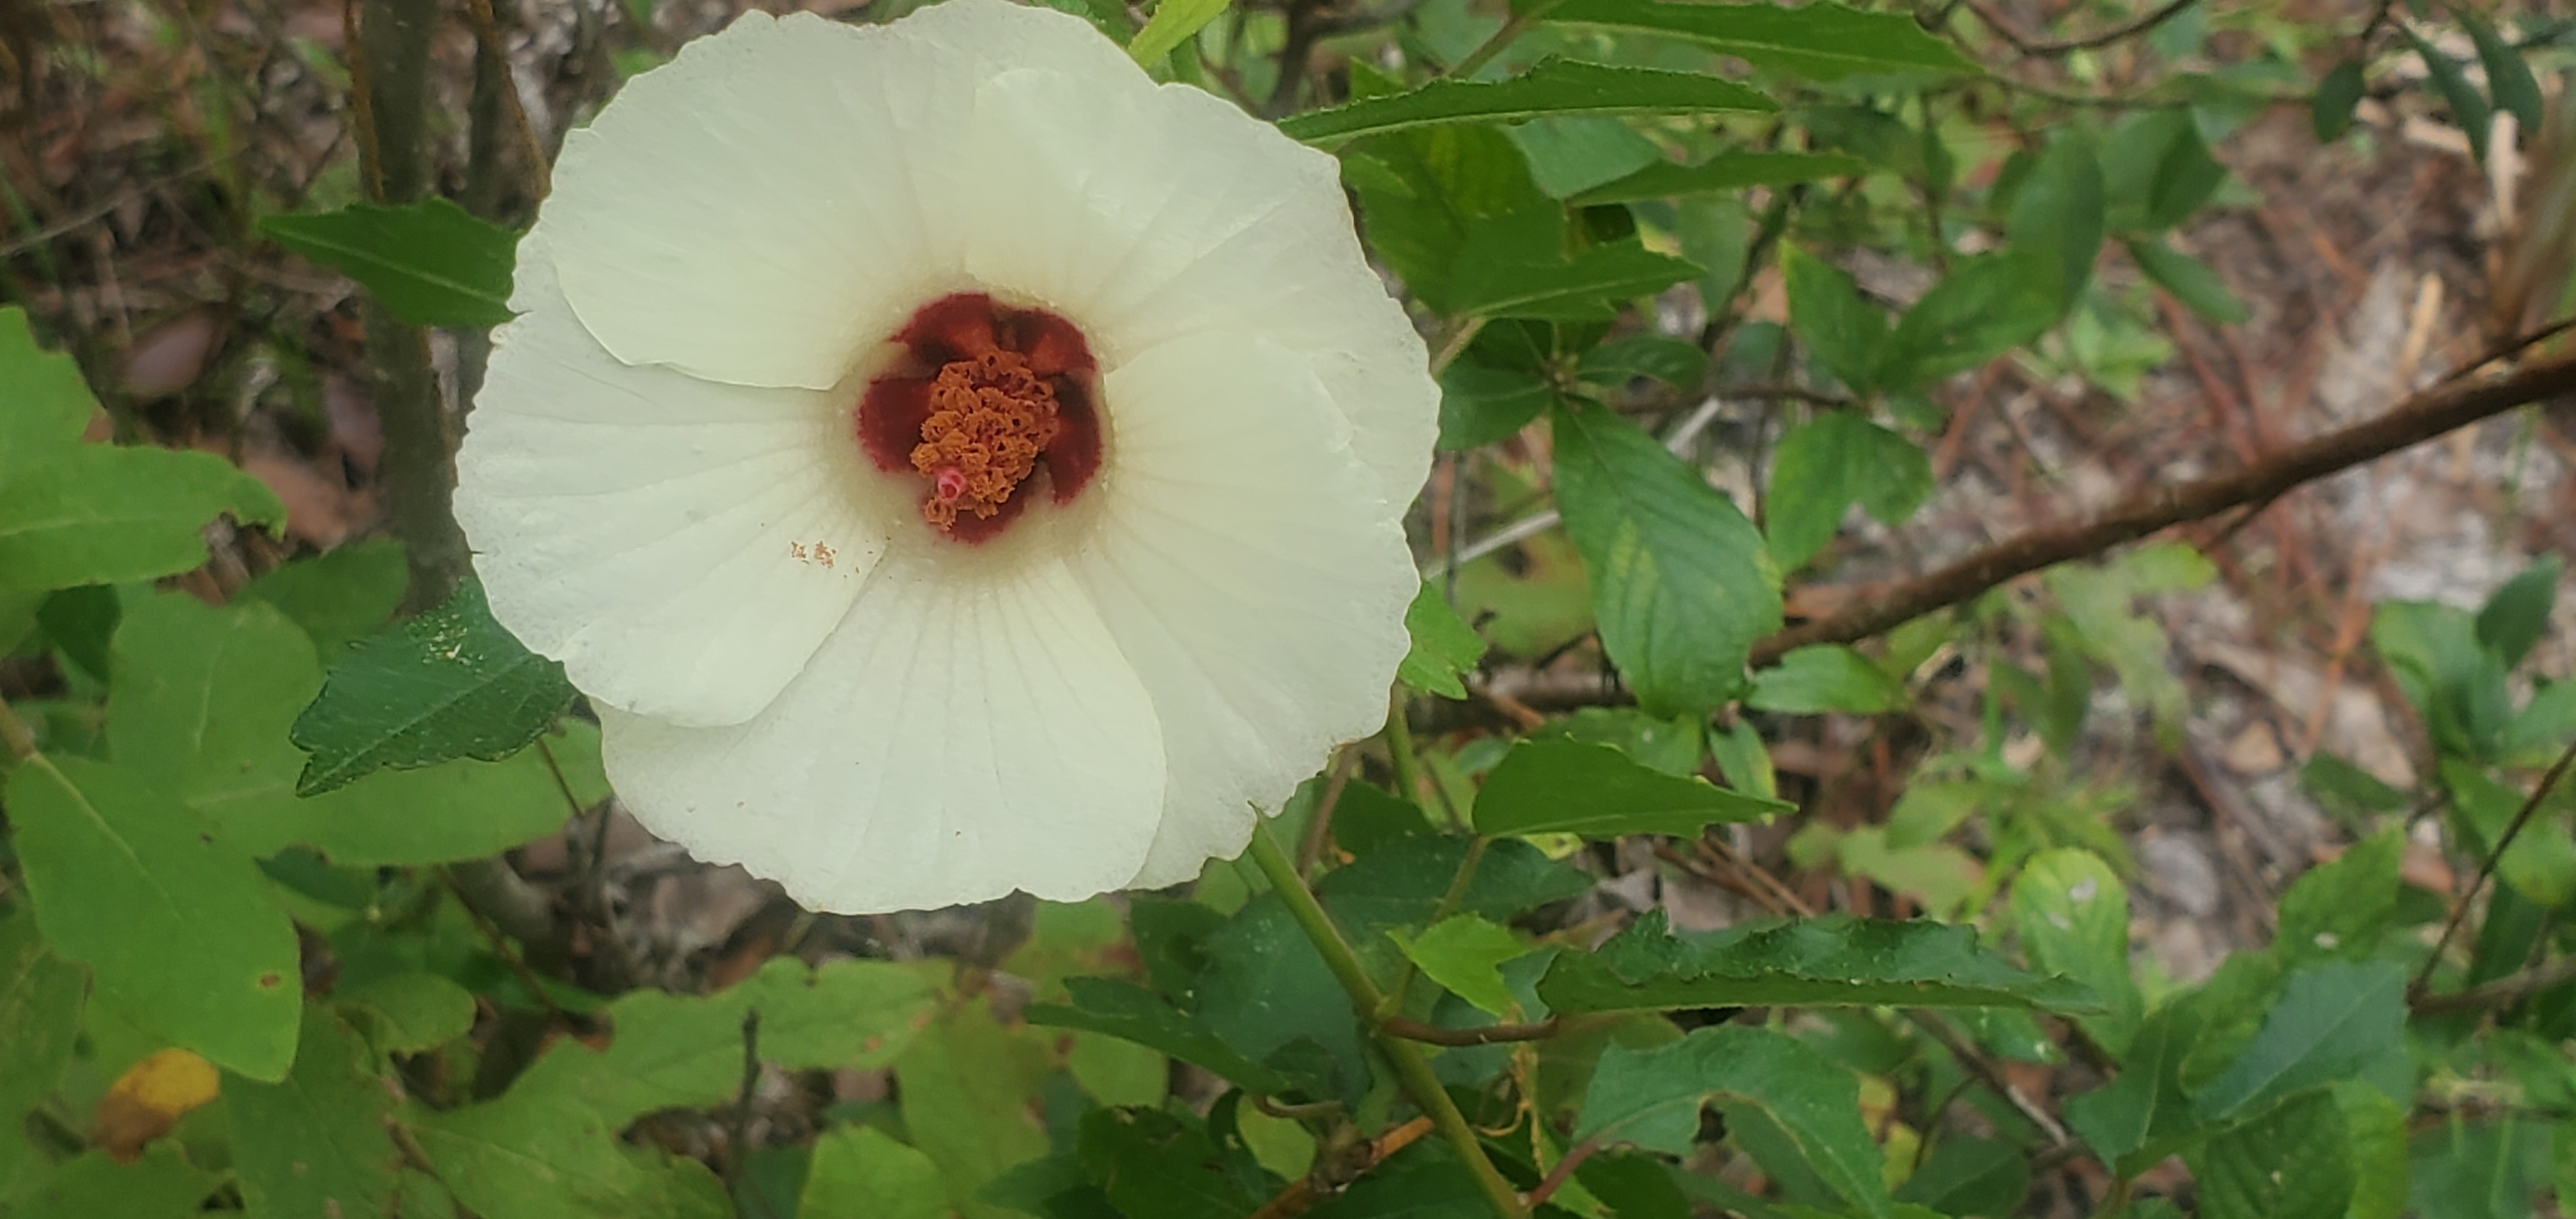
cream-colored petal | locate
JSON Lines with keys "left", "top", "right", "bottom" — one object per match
{"left": 548, "top": 0, "right": 1122, "bottom": 390}
{"left": 456, "top": 239, "right": 894, "bottom": 728}
{"left": 958, "top": 63, "right": 1438, "bottom": 510}
{"left": 1069, "top": 334, "right": 1416, "bottom": 888}
{"left": 601, "top": 548, "right": 1167, "bottom": 914}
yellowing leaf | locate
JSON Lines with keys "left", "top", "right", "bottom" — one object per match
{"left": 92, "top": 1048, "right": 220, "bottom": 1162}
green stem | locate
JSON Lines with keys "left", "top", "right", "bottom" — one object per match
{"left": 0, "top": 698, "right": 36, "bottom": 764}
{"left": 1379, "top": 836, "right": 1489, "bottom": 1020}
{"left": 1245, "top": 823, "right": 1529, "bottom": 1219}
{"left": 1383, "top": 701, "right": 1461, "bottom": 831}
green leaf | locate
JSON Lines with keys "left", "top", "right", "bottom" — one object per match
{"left": 7, "top": 1144, "right": 224, "bottom": 1219}
{"left": 1462, "top": 241, "right": 1705, "bottom": 320}
{"left": 512, "top": 956, "right": 940, "bottom": 1128}
{"left": 1579, "top": 1025, "right": 1891, "bottom": 1219}
{"left": 2460, "top": 8, "right": 2543, "bottom": 135}
{"left": 803, "top": 1125, "right": 951, "bottom": 1219}
{"left": 334, "top": 972, "right": 479, "bottom": 1056}
{"left": 107, "top": 593, "right": 592, "bottom": 866}
{"left": 1537, "top": 909, "right": 2100, "bottom": 1015}
{"left": 894, "top": 1000, "right": 1056, "bottom": 1219}
{"left": 240, "top": 538, "right": 408, "bottom": 661}
{"left": 2336, "top": 1082, "right": 2409, "bottom": 1219}
{"left": 2312, "top": 60, "right": 2366, "bottom": 142}
{"left": 2005, "top": 133, "right": 2104, "bottom": 306}
{"left": 0, "top": 443, "right": 286, "bottom": 592}
{"left": 291, "top": 578, "right": 576, "bottom": 794}
{"left": 2010, "top": 849, "right": 2142, "bottom": 1055}
{"left": 2191, "top": 960, "right": 2406, "bottom": 1123}
{"left": 1391, "top": 914, "right": 1529, "bottom": 1015}
{"left": 1438, "top": 360, "right": 1555, "bottom": 450}
{"left": 1280, "top": 59, "right": 1774, "bottom": 144}
{"left": 2407, "top": 29, "right": 2493, "bottom": 162}
{"left": 1767, "top": 413, "right": 1912, "bottom": 571}
{"left": 2186, "top": 1089, "right": 2355, "bottom": 1219}
{"left": 1879, "top": 250, "right": 2066, "bottom": 388}
{"left": 0, "top": 908, "right": 85, "bottom": 1184}
{"left": 227, "top": 1008, "right": 402, "bottom": 1219}
{"left": 0, "top": 306, "right": 97, "bottom": 469}
{"left": 2101, "top": 109, "right": 2223, "bottom": 234}
{"left": 1511, "top": 115, "right": 1667, "bottom": 199}
{"left": 1025, "top": 977, "right": 1295, "bottom": 1094}
{"left": 259, "top": 199, "right": 516, "bottom": 328}
{"left": 2124, "top": 236, "right": 2250, "bottom": 323}
{"left": 5, "top": 756, "right": 301, "bottom": 1080}
{"left": 1473, "top": 737, "right": 1787, "bottom": 838}
{"left": 1542, "top": 706, "right": 1706, "bottom": 777}
{"left": 2410, "top": 1116, "right": 2552, "bottom": 1219}
{"left": 1399, "top": 583, "right": 1486, "bottom": 699}
{"left": 1891, "top": 1137, "right": 2029, "bottom": 1218}
{"left": 2275, "top": 829, "right": 2402, "bottom": 965}
{"left": 1781, "top": 245, "right": 1889, "bottom": 397}
{"left": 411, "top": 1094, "right": 732, "bottom": 1219}
{"left": 1078, "top": 1106, "right": 1271, "bottom": 1219}
{"left": 1569, "top": 151, "right": 1871, "bottom": 206}
{"left": 1577, "top": 334, "right": 1709, "bottom": 394}
{"left": 1747, "top": 645, "right": 1910, "bottom": 714}
{"left": 1126, "top": 0, "right": 1227, "bottom": 65}
{"left": 2064, "top": 1000, "right": 2212, "bottom": 1168}
{"left": 1552, "top": 399, "right": 1781, "bottom": 716}
{"left": 1542, "top": 0, "right": 1976, "bottom": 80}
{"left": 2476, "top": 555, "right": 2562, "bottom": 670}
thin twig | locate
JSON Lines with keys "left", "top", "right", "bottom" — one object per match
{"left": 2409, "top": 953, "right": 2576, "bottom": 1015}
{"left": 459, "top": 0, "right": 551, "bottom": 199}
{"left": 1523, "top": 1135, "right": 1603, "bottom": 1209}
{"left": 727, "top": 1008, "right": 763, "bottom": 1182}
{"left": 1960, "top": 0, "right": 2200, "bottom": 57}
{"left": 2412, "top": 733, "right": 2576, "bottom": 999}
{"left": 1752, "top": 354, "right": 2576, "bottom": 666}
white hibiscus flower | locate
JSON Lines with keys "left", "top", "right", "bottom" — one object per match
{"left": 453, "top": 0, "right": 1435, "bottom": 913}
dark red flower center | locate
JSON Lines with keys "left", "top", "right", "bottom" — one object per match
{"left": 857, "top": 293, "right": 1103, "bottom": 544}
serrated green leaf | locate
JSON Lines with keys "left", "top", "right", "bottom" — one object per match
{"left": 1580, "top": 1025, "right": 1891, "bottom": 1219}
{"left": 1280, "top": 59, "right": 1774, "bottom": 144}
{"left": 2011, "top": 849, "right": 2142, "bottom": 1055}
{"left": 2460, "top": 9, "right": 2542, "bottom": 135}
{"left": 1473, "top": 737, "right": 1786, "bottom": 838}
{"left": 1552, "top": 399, "right": 1781, "bottom": 717}
{"left": 1880, "top": 250, "right": 2066, "bottom": 388}
{"left": 291, "top": 578, "right": 575, "bottom": 794}
{"left": 1025, "top": 977, "right": 1295, "bottom": 1094}
{"left": 1438, "top": 360, "right": 1556, "bottom": 450}
{"left": 1127, "top": 0, "right": 1227, "bottom": 64}
{"left": 1542, "top": 0, "right": 1975, "bottom": 79}
{"left": 1391, "top": 914, "right": 1529, "bottom": 1015}
{"left": 1763, "top": 412, "right": 1930, "bottom": 571}
{"left": 1537, "top": 909, "right": 2100, "bottom": 1015}
{"left": 803, "top": 1125, "right": 949, "bottom": 1219}
{"left": 2186, "top": 1089, "right": 2355, "bottom": 1219}
{"left": 1544, "top": 706, "right": 1705, "bottom": 776}
{"left": 1782, "top": 244, "right": 1888, "bottom": 396}
{"left": 1078, "top": 1106, "right": 1271, "bottom": 1219}
{"left": 2064, "top": 1000, "right": 2211, "bottom": 1167}
{"left": 227, "top": 1008, "right": 402, "bottom": 1219}
{"left": 1577, "top": 334, "right": 1708, "bottom": 393}
{"left": 1570, "top": 151, "right": 1870, "bottom": 206}
{"left": 260, "top": 199, "right": 516, "bottom": 328}
{"left": 335, "top": 972, "right": 478, "bottom": 1055}
{"left": 1747, "top": 645, "right": 1910, "bottom": 714}
{"left": 1399, "top": 583, "right": 1485, "bottom": 699}
{"left": 512, "top": 956, "right": 940, "bottom": 1128}
{"left": 107, "top": 593, "right": 592, "bottom": 865}
{"left": 6, "top": 755, "right": 301, "bottom": 1080}
{"left": 1461, "top": 241, "right": 1705, "bottom": 320}
{"left": 2313, "top": 61, "right": 2366, "bottom": 142}
{"left": 2191, "top": 960, "right": 2406, "bottom": 1123}
{"left": 0, "top": 443, "right": 285, "bottom": 592}
{"left": 2125, "top": 236, "right": 2250, "bottom": 323}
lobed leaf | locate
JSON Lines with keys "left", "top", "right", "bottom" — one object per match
{"left": 1398, "top": 583, "right": 1486, "bottom": 699}
{"left": 1579, "top": 1025, "right": 1891, "bottom": 1218}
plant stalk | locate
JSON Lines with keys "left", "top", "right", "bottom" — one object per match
{"left": 1244, "top": 822, "right": 1529, "bottom": 1219}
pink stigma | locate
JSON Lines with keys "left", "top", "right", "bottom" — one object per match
{"left": 932, "top": 466, "right": 969, "bottom": 502}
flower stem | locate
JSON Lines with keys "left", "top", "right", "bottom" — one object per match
{"left": 1244, "top": 822, "right": 1529, "bottom": 1219}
